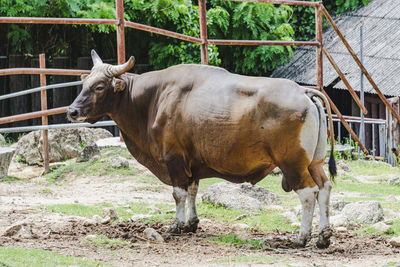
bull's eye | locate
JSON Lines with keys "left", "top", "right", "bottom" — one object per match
{"left": 95, "top": 86, "right": 104, "bottom": 92}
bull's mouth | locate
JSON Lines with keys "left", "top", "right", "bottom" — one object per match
{"left": 67, "top": 116, "right": 88, "bottom": 123}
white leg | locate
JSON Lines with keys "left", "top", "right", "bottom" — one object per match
{"left": 296, "top": 185, "right": 318, "bottom": 246}
{"left": 167, "top": 186, "right": 187, "bottom": 234}
{"left": 316, "top": 181, "right": 333, "bottom": 248}
{"left": 185, "top": 180, "right": 199, "bottom": 232}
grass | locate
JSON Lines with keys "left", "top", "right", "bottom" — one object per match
{"left": 0, "top": 246, "right": 107, "bottom": 267}
{"left": 356, "top": 219, "right": 400, "bottom": 237}
{"left": 44, "top": 160, "right": 136, "bottom": 183}
{"left": 348, "top": 160, "right": 399, "bottom": 177}
{"left": 44, "top": 202, "right": 176, "bottom": 224}
{"left": 0, "top": 176, "right": 22, "bottom": 183}
{"left": 212, "top": 233, "right": 264, "bottom": 249}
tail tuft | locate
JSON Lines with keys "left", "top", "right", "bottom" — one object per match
{"left": 328, "top": 149, "right": 337, "bottom": 182}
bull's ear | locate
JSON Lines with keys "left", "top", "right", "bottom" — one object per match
{"left": 112, "top": 77, "right": 126, "bottom": 93}
{"left": 81, "top": 74, "right": 89, "bottom": 80}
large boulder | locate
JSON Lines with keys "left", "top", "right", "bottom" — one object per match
{"left": 202, "top": 182, "right": 281, "bottom": 211}
{"left": 0, "top": 147, "right": 16, "bottom": 176}
{"left": 13, "top": 128, "right": 112, "bottom": 165}
{"left": 341, "top": 201, "right": 384, "bottom": 224}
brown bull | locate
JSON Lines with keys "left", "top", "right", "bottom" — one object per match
{"left": 68, "top": 50, "right": 336, "bottom": 248}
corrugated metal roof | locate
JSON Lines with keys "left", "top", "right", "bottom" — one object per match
{"left": 270, "top": 0, "right": 400, "bottom": 96}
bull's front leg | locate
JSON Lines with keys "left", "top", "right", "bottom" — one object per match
{"left": 167, "top": 186, "right": 187, "bottom": 234}
{"left": 184, "top": 180, "right": 199, "bottom": 233}
{"left": 295, "top": 185, "right": 318, "bottom": 246}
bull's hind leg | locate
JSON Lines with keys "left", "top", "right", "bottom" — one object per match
{"left": 167, "top": 186, "right": 187, "bottom": 234}
{"left": 184, "top": 180, "right": 199, "bottom": 233}
{"left": 309, "top": 161, "right": 333, "bottom": 248}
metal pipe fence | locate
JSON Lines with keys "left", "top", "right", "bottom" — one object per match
{"left": 0, "top": 0, "right": 397, "bottom": 168}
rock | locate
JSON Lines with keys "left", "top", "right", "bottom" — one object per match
{"left": 201, "top": 182, "right": 281, "bottom": 211}
{"left": 0, "top": 147, "right": 16, "bottom": 177}
{"left": 2, "top": 223, "right": 23, "bottom": 236}
{"left": 330, "top": 214, "right": 349, "bottom": 227}
{"left": 96, "top": 137, "right": 127, "bottom": 149}
{"left": 149, "top": 206, "right": 161, "bottom": 214}
{"left": 143, "top": 228, "right": 164, "bottom": 242}
{"left": 0, "top": 134, "right": 5, "bottom": 146}
{"left": 108, "top": 155, "right": 129, "bottom": 169}
{"left": 82, "top": 219, "right": 97, "bottom": 226}
{"left": 131, "top": 214, "right": 152, "bottom": 222}
{"left": 389, "top": 236, "right": 400, "bottom": 247}
{"left": 271, "top": 167, "right": 282, "bottom": 175}
{"left": 282, "top": 211, "right": 299, "bottom": 224}
{"left": 13, "top": 128, "right": 112, "bottom": 165}
{"left": 373, "top": 222, "right": 391, "bottom": 233}
{"left": 93, "top": 215, "right": 102, "bottom": 223}
{"left": 388, "top": 176, "right": 400, "bottom": 186}
{"left": 235, "top": 214, "right": 248, "bottom": 221}
{"left": 102, "top": 207, "right": 118, "bottom": 221}
{"left": 341, "top": 201, "right": 384, "bottom": 224}
{"left": 101, "top": 216, "right": 111, "bottom": 224}
{"left": 77, "top": 144, "right": 100, "bottom": 162}
{"left": 337, "top": 160, "right": 351, "bottom": 172}
{"left": 233, "top": 223, "right": 250, "bottom": 230}
{"left": 335, "top": 226, "right": 347, "bottom": 233}
{"left": 331, "top": 198, "right": 350, "bottom": 212}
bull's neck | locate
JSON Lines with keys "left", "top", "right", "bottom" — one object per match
{"left": 108, "top": 73, "right": 158, "bottom": 152}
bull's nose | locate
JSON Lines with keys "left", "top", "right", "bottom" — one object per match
{"left": 67, "top": 108, "right": 79, "bottom": 120}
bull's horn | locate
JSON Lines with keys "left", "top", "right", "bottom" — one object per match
{"left": 91, "top": 49, "right": 103, "bottom": 66}
{"left": 106, "top": 56, "right": 135, "bottom": 77}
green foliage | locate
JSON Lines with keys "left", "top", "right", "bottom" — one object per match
{"left": 86, "top": 234, "right": 132, "bottom": 248}
{"left": 212, "top": 233, "right": 265, "bottom": 249}
{"left": 0, "top": 246, "right": 106, "bottom": 267}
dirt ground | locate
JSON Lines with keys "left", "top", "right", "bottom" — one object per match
{"left": 1, "top": 158, "right": 400, "bottom": 266}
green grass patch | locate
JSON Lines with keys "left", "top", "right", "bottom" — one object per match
{"left": 0, "top": 176, "right": 22, "bottom": 183}
{"left": 216, "top": 255, "right": 284, "bottom": 264}
{"left": 334, "top": 176, "right": 400, "bottom": 196}
{"left": 44, "top": 202, "right": 175, "bottom": 224}
{"left": 39, "top": 188, "right": 54, "bottom": 194}
{"left": 86, "top": 234, "right": 132, "bottom": 248}
{"left": 198, "top": 202, "right": 297, "bottom": 233}
{"left": 132, "top": 185, "right": 168, "bottom": 192}
{"left": 357, "top": 219, "right": 400, "bottom": 238}
{"left": 348, "top": 160, "right": 399, "bottom": 176}
{"left": 44, "top": 160, "right": 136, "bottom": 183}
{"left": 100, "top": 147, "right": 133, "bottom": 159}
{"left": 212, "top": 233, "right": 264, "bottom": 249}
{"left": 0, "top": 246, "right": 107, "bottom": 267}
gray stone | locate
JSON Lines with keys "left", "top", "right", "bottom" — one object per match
{"left": 14, "top": 128, "right": 112, "bottom": 165}
{"left": 337, "top": 160, "right": 351, "bottom": 172}
{"left": 201, "top": 182, "right": 281, "bottom": 211}
{"left": 0, "top": 147, "right": 16, "bottom": 176}
{"left": 331, "top": 198, "right": 350, "bottom": 212}
{"left": 85, "top": 234, "right": 97, "bottom": 240}
{"left": 388, "top": 176, "right": 400, "bottom": 186}
{"left": 341, "top": 201, "right": 384, "bottom": 224}
{"left": 373, "top": 222, "right": 391, "bottom": 233}
{"left": 131, "top": 214, "right": 152, "bottom": 222}
{"left": 82, "top": 219, "right": 97, "bottom": 226}
{"left": 96, "top": 137, "right": 126, "bottom": 149}
{"left": 0, "top": 134, "right": 6, "bottom": 146}
{"left": 102, "top": 207, "right": 118, "bottom": 221}
{"left": 143, "top": 228, "right": 164, "bottom": 242}
{"left": 330, "top": 214, "right": 350, "bottom": 227}
{"left": 389, "top": 236, "right": 400, "bottom": 247}
{"left": 77, "top": 144, "right": 100, "bottom": 162}
{"left": 335, "top": 226, "right": 347, "bottom": 233}
{"left": 2, "top": 223, "right": 24, "bottom": 236}
{"left": 101, "top": 216, "right": 111, "bottom": 224}
{"left": 271, "top": 167, "right": 282, "bottom": 175}
{"left": 108, "top": 155, "right": 129, "bottom": 169}
{"left": 92, "top": 215, "right": 102, "bottom": 223}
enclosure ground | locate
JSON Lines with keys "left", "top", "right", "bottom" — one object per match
{"left": 1, "top": 148, "right": 400, "bottom": 266}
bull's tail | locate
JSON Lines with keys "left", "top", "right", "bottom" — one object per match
{"left": 305, "top": 88, "right": 337, "bottom": 180}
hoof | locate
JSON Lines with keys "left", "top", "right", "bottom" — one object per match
{"left": 166, "top": 220, "right": 185, "bottom": 234}
{"left": 293, "top": 234, "right": 310, "bottom": 248}
{"left": 183, "top": 218, "right": 199, "bottom": 233}
{"left": 316, "top": 227, "right": 332, "bottom": 249}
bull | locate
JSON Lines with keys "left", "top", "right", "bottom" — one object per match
{"left": 67, "top": 50, "right": 336, "bottom": 248}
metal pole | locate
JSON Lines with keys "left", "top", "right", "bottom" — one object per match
{"left": 315, "top": 3, "right": 323, "bottom": 90}
{"left": 39, "top": 54, "right": 50, "bottom": 174}
{"left": 199, "top": 0, "right": 208, "bottom": 64}
{"left": 360, "top": 25, "right": 365, "bottom": 154}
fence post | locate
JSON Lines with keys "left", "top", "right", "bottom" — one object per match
{"left": 199, "top": 0, "right": 208, "bottom": 65}
{"left": 39, "top": 54, "right": 50, "bottom": 174}
{"left": 116, "top": 0, "right": 125, "bottom": 141}
{"left": 315, "top": 3, "right": 323, "bottom": 90}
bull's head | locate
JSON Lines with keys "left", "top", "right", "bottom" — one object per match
{"left": 67, "top": 50, "right": 135, "bottom": 123}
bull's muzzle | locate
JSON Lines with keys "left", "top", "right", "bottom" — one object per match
{"left": 67, "top": 107, "right": 82, "bottom": 122}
